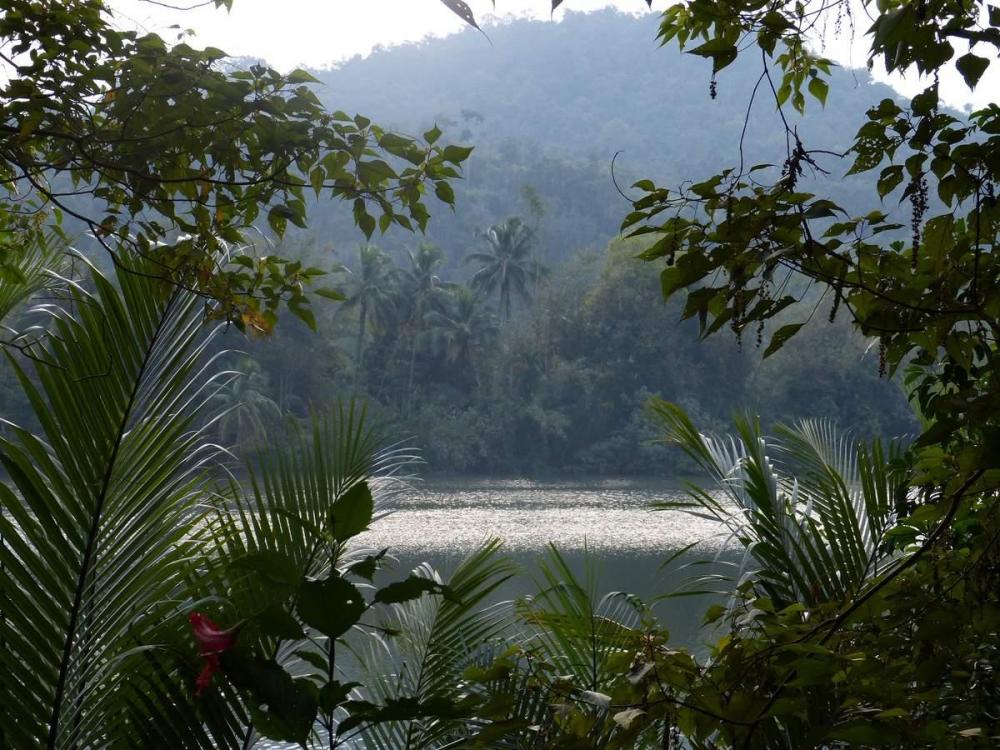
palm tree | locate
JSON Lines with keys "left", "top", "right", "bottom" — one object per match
{"left": 0, "top": 251, "right": 520, "bottom": 748}
{"left": 2, "top": 238, "right": 515, "bottom": 750}
{"left": 0, "top": 224, "right": 67, "bottom": 333}
{"left": 354, "top": 541, "right": 516, "bottom": 750}
{"left": 397, "top": 243, "right": 452, "bottom": 410}
{"left": 210, "top": 356, "right": 282, "bottom": 449}
{"left": 465, "top": 217, "right": 545, "bottom": 320}
{"left": 454, "top": 545, "right": 656, "bottom": 749}
{"left": 0, "top": 253, "right": 230, "bottom": 748}
{"left": 425, "top": 287, "right": 497, "bottom": 386}
{"left": 647, "top": 400, "right": 905, "bottom": 608}
{"left": 342, "top": 245, "right": 398, "bottom": 390}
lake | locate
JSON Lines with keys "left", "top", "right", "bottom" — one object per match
{"left": 260, "top": 477, "right": 734, "bottom": 748}
{"left": 359, "top": 476, "right": 733, "bottom": 647}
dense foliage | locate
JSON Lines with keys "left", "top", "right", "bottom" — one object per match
{"left": 4, "top": 1, "right": 1000, "bottom": 748}
{"left": 440, "top": 0, "right": 1000, "bottom": 746}
{"left": 181, "top": 11, "right": 919, "bottom": 475}
{"left": 205, "top": 234, "right": 913, "bottom": 475}
{"left": 0, "top": 0, "right": 470, "bottom": 332}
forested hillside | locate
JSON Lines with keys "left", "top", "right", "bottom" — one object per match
{"left": 290, "top": 10, "right": 913, "bottom": 270}
{"left": 164, "top": 10, "right": 920, "bottom": 475}
{"left": 0, "top": 10, "right": 917, "bottom": 474}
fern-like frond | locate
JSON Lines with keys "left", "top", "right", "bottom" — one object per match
{"left": 354, "top": 539, "right": 517, "bottom": 750}
{"left": 0, "top": 254, "right": 226, "bottom": 749}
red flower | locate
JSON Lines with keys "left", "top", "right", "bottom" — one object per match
{"left": 188, "top": 612, "right": 237, "bottom": 696}
{"left": 194, "top": 654, "right": 221, "bottom": 696}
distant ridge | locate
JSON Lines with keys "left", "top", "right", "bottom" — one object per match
{"left": 294, "top": 10, "right": 906, "bottom": 269}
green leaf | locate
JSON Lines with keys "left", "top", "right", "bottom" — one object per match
{"left": 268, "top": 203, "right": 307, "bottom": 231}
{"left": 687, "top": 38, "right": 738, "bottom": 72}
{"left": 315, "top": 286, "right": 346, "bottom": 301}
{"left": 807, "top": 77, "right": 829, "bottom": 106}
{"left": 877, "top": 165, "right": 904, "bottom": 197}
{"left": 357, "top": 210, "right": 376, "bottom": 239}
{"left": 956, "top": 53, "right": 990, "bottom": 88}
{"left": 328, "top": 480, "right": 373, "bottom": 541}
{"left": 803, "top": 199, "right": 840, "bottom": 219}
{"left": 298, "top": 575, "right": 367, "bottom": 639}
{"left": 358, "top": 159, "right": 397, "bottom": 183}
{"left": 763, "top": 323, "right": 804, "bottom": 358}
{"left": 254, "top": 605, "right": 305, "bottom": 640}
{"left": 286, "top": 68, "right": 320, "bottom": 84}
{"left": 221, "top": 652, "right": 317, "bottom": 744}
{"left": 423, "top": 125, "right": 443, "bottom": 144}
{"left": 374, "top": 574, "right": 457, "bottom": 605}
{"left": 229, "top": 550, "right": 300, "bottom": 589}
{"left": 702, "top": 604, "right": 728, "bottom": 624}
{"left": 348, "top": 549, "right": 388, "bottom": 581}
{"left": 442, "top": 144, "right": 474, "bottom": 164}
{"left": 288, "top": 300, "right": 317, "bottom": 331}
{"left": 319, "top": 680, "right": 360, "bottom": 713}
{"left": 434, "top": 180, "right": 456, "bottom": 204}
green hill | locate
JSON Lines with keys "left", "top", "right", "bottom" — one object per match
{"left": 218, "top": 10, "right": 919, "bottom": 474}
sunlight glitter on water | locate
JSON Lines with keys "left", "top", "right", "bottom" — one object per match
{"left": 359, "top": 478, "right": 726, "bottom": 554}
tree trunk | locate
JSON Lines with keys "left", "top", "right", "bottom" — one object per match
{"left": 406, "top": 333, "right": 418, "bottom": 415}
{"left": 353, "top": 299, "right": 367, "bottom": 392}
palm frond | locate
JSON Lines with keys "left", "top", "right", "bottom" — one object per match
{"left": 516, "top": 545, "right": 647, "bottom": 692}
{"left": 0, "top": 224, "right": 67, "bottom": 327}
{"left": 0, "top": 253, "right": 227, "bottom": 748}
{"left": 353, "top": 539, "right": 517, "bottom": 750}
{"left": 648, "top": 399, "right": 905, "bottom": 609}
{"left": 195, "top": 403, "right": 419, "bottom": 747}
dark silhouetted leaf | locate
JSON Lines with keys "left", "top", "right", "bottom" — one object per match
{"left": 328, "top": 480, "right": 373, "bottom": 541}
{"left": 298, "top": 576, "right": 367, "bottom": 638}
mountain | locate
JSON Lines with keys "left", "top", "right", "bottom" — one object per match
{"left": 223, "top": 10, "right": 919, "bottom": 475}
{"left": 289, "top": 9, "right": 910, "bottom": 273}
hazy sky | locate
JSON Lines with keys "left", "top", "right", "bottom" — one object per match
{"left": 111, "top": 0, "right": 997, "bottom": 109}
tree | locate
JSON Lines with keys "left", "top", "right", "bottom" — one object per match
{"left": 0, "top": 254, "right": 229, "bottom": 748}
{"left": 446, "top": 0, "right": 1000, "bottom": 746}
{"left": 425, "top": 286, "right": 498, "bottom": 385}
{"left": 617, "top": 1, "right": 1000, "bottom": 481}
{"left": 342, "top": 244, "right": 399, "bottom": 389}
{"left": 613, "top": 0, "right": 1000, "bottom": 742}
{"left": 466, "top": 217, "right": 545, "bottom": 319}
{"left": 0, "top": 251, "right": 517, "bottom": 748}
{"left": 398, "top": 242, "right": 453, "bottom": 409}
{"left": 211, "top": 357, "right": 283, "bottom": 450}
{"left": 0, "top": 0, "right": 471, "bottom": 333}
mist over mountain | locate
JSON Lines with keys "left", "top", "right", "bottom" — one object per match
{"left": 185, "top": 10, "right": 919, "bottom": 476}
{"left": 291, "top": 9, "right": 907, "bottom": 272}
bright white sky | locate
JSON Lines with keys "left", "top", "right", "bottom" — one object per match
{"left": 111, "top": 0, "right": 997, "bottom": 110}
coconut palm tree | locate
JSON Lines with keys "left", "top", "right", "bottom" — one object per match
{"left": 0, "top": 250, "right": 524, "bottom": 748}
{"left": 210, "top": 356, "right": 282, "bottom": 449}
{"left": 465, "top": 217, "right": 545, "bottom": 320}
{"left": 425, "top": 287, "right": 497, "bottom": 386}
{"left": 397, "top": 242, "right": 453, "bottom": 410}
{"left": 353, "top": 540, "right": 516, "bottom": 750}
{"left": 342, "top": 244, "right": 398, "bottom": 390}
{"left": 0, "top": 224, "right": 67, "bottom": 335}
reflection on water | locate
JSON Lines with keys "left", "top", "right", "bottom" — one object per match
{"left": 360, "top": 477, "right": 725, "bottom": 555}
{"left": 361, "top": 478, "right": 734, "bottom": 648}
{"left": 261, "top": 479, "right": 732, "bottom": 747}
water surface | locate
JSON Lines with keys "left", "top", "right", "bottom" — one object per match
{"left": 362, "top": 476, "right": 725, "bottom": 555}
{"left": 361, "top": 477, "right": 733, "bottom": 644}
